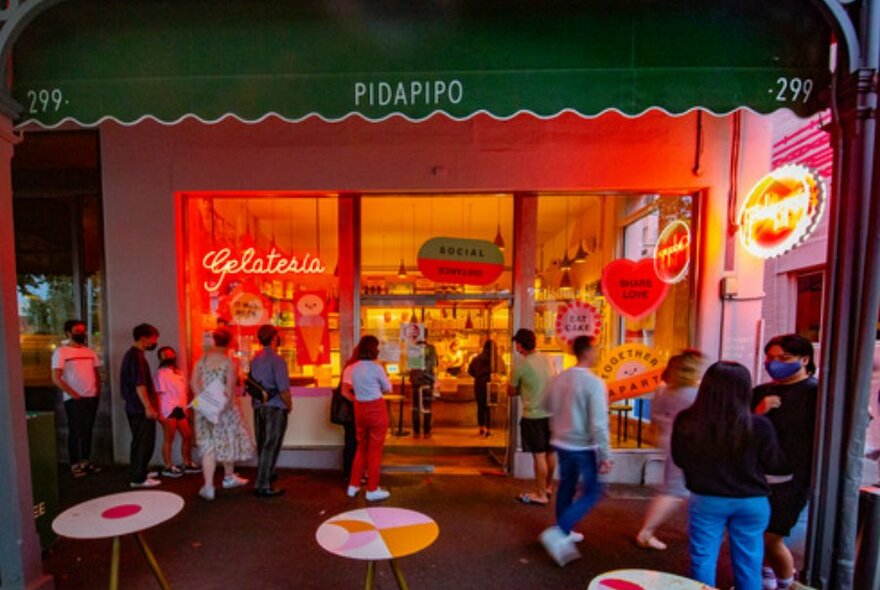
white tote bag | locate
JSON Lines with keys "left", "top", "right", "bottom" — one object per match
{"left": 191, "top": 378, "right": 228, "bottom": 424}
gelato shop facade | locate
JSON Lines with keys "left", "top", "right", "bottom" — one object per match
{"left": 3, "top": 1, "right": 878, "bottom": 587}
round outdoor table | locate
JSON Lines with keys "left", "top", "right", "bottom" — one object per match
{"left": 588, "top": 569, "right": 716, "bottom": 590}
{"left": 316, "top": 507, "right": 439, "bottom": 589}
{"left": 53, "top": 490, "right": 184, "bottom": 590}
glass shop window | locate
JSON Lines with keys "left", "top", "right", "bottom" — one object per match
{"left": 181, "top": 194, "right": 339, "bottom": 387}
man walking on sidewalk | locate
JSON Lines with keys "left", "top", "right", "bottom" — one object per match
{"left": 539, "top": 335, "right": 613, "bottom": 566}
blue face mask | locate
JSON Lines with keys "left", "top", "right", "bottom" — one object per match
{"left": 765, "top": 360, "right": 803, "bottom": 381}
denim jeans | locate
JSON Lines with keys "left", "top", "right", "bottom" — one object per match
{"left": 554, "top": 447, "right": 604, "bottom": 534}
{"left": 688, "top": 493, "right": 770, "bottom": 590}
{"left": 254, "top": 406, "right": 288, "bottom": 491}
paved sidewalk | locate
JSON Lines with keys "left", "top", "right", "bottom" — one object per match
{"left": 45, "top": 466, "right": 729, "bottom": 589}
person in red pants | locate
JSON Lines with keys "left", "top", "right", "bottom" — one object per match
{"left": 341, "top": 335, "right": 393, "bottom": 502}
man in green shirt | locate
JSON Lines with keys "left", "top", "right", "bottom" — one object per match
{"left": 510, "top": 328, "right": 557, "bottom": 505}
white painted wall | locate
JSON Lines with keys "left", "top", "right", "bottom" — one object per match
{"left": 100, "top": 110, "right": 774, "bottom": 465}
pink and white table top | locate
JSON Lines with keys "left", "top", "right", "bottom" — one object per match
{"left": 316, "top": 507, "right": 439, "bottom": 561}
{"left": 588, "top": 569, "right": 716, "bottom": 590}
{"left": 53, "top": 491, "right": 184, "bottom": 539}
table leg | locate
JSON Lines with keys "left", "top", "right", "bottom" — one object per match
{"left": 364, "top": 560, "right": 376, "bottom": 590}
{"left": 636, "top": 399, "right": 643, "bottom": 448}
{"left": 389, "top": 558, "right": 409, "bottom": 590}
{"left": 135, "top": 532, "right": 171, "bottom": 589}
{"left": 109, "top": 536, "right": 120, "bottom": 590}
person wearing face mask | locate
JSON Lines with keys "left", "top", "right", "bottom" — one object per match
{"left": 154, "top": 346, "right": 199, "bottom": 478}
{"left": 51, "top": 319, "right": 103, "bottom": 479}
{"left": 120, "top": 323, "right": 162, "bottom": 488}
{"left": 751, "top": 334, "right": 818, "bottom": 590}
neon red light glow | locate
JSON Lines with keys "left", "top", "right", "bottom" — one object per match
{"left": 653, "top": 220, "right": 690, "bottom": 284}
{"left": 201, "top": 247, "right": 326, "bottom": 292}
{"left": 738, "top": 165, "right": 826, "bottom": 259}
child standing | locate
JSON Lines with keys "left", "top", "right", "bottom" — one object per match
{"left": 155, "top": 346, "right": 199, "bottom": 477}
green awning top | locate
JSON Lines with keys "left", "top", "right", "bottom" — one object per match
{"left": 11, "top": 0, "right": 832, "bottom": 127}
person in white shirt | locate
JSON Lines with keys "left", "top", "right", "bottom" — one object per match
{"left": 341, "top": 335, "right": 393, "bottom": 502}
{"left": 154, "top": 346, "right": 199, "bottom": 478}
{"left": 539, "top": 335, "right": 613, "bottom": 567}
{"left": 51, "top": 319, "right": 102, "bottom": 479}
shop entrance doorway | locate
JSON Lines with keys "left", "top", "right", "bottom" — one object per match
{"left": 360, "top": 194, "right": 514, "bottom": 473}
{"left": 360, "top": 296, "right": 512, "bottom": 474}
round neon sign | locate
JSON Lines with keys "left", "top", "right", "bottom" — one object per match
{"left": 653, "top": 220, "right": 691, "bottom": 284}
{"left": 738, "top": 165, "right": 826, "bottom": 259}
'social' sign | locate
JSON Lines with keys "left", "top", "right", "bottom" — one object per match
{"left": 601, "top": 258, "right": 669, "bottom": 320}
{"left": 417, "top": 237, "right": 504, "bottom": 286}
{"left": 739, "top": 164, "right": 826, "bottom": 259}
{"left": 653, "top": 220, "right": 690, "bottom": 284}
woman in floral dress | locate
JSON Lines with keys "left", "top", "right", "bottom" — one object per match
{"left": 190, "top": 327, "right": 255, "bottom": 500}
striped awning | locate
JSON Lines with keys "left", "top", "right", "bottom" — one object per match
{"left": 11, "top": 0, "right": 832, "bottom": 127}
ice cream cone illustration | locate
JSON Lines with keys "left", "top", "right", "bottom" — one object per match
{"left": 296, "top": 293, "right": 327, "bottom": 364}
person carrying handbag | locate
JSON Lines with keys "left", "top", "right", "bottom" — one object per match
{"left": 331, "top": 345, "right": 359, "bottom": 482}
{"left": 250, "top": 324, "right": 292, "bottom": 498}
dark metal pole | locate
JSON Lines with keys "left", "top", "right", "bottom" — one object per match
{"left": 806, "top": 1, "right": 880, "bottom": 587}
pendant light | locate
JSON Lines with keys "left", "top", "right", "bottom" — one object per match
{"left": 493, "top": 196, "right": 505, "bottom": 251}
{"left": 560, "top": 268, "right": 573, "bottom": 289}
{"left": 397, "top": 207, "right": 407, "bottom": 278}
{"left": 559, "top": 197, "right": 572, "bottom": 271}
{"left": 573, "top": 198, "right": 588, "bottom": 263}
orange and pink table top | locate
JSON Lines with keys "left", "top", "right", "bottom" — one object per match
{"left": 52, "top": 491, "right": 184, "bottom": 540}
{"left": 316, "top": 507, "right": 439, "bottom": 561}
{"left": 588, "top": 569, "right": 716, "bottom": 590}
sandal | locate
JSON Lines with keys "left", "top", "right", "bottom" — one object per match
{"left": 635, "top": 533, "right": 668, "bottom": 551}
{"left": 517, "top": 492, "right": 549, "bottom": 506}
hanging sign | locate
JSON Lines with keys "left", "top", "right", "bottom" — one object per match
{"left": 401, "top": 321, "right": 427, "bottom": 370}
{"left": 554, "top": 301, "right": 602, "bottom": 346}
{"left": 738, "top": 164, "right": 826, "bottom": 259}
{"left": 601, "top": 258, "right": 670, "bottom": 321}
{"left": 417, "top": 237, "right": 504, "bottom": 286}
{"left": 201, "top": 246, "right": 326, "bottom": 293}
{"left": 597, "top": 344, "right": 665, "bottom": 403}
{"left": 653, "top": 220, "right": 691, "bottom": 284}
{"left": 294, "top": 291, "right": 330, "bottom": 365}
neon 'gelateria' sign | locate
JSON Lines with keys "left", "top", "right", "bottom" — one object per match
{"left": 201, "top": 247, "right": 326, "bottom": 292}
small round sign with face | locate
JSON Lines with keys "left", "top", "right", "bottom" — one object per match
{"left": 653, "top": 220, "right": 690, "bottom": 284}
{"left": 739, "top": 164, "right": 826, "bottom": 259}
{"left": 597, "top": 344, "right": 665, "bottom": 403}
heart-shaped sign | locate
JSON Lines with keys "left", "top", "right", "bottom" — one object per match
{"left": 601, "top": 258, "right": 669, "bottom": 320}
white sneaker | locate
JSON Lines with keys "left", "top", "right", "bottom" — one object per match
{"left": 762, "top": 567, "right": 778, "bottom": 590}
{"left": 222, "top": 474, "right": 248, "bottom": 489}
{"left": 130, "top": 477, "right": 161, "bottom": 489}
{"left": 539, "top": 526, "right": 581, "bottom": 567}
{"left": 199, "top": 486, "right": 215, "bottom": 501}
{"left": 365, "top": 488, "right": 390, "bottom": 502}
{"left": 568, "top": 530, "right": 584, "bottom": 543}
{"left": 346, "top": 485, "right": 360, "bottom": 498}
{"left": 147, "top": 470, "right": 159, "bottom": 478}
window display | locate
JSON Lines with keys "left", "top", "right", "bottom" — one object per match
{"left": 181, "top": 194, "right": 339, "bottom": 386}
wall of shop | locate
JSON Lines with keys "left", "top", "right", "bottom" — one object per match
{"left": 100, "top": 110, "right": 774, "bottom": 465}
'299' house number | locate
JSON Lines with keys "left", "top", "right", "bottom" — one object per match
{"left": 26, "top": 88, "right": 66, "bottom": 113}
